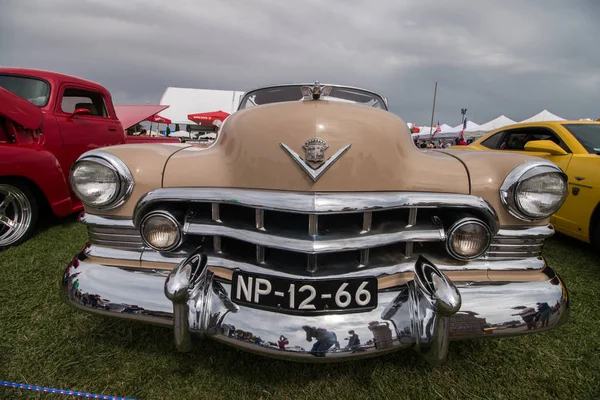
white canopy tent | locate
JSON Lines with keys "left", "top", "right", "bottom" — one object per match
{"left": 478, "top": 115, "right": 516, "bottom": 131}
{"left": 448, "top": 120, "right": 481, "bottom": 132}
{"left": 158, "top": 87, "right": 245, "bottom": 125}
{"left": 519, "top": 110, "right": 565, "bottom": 123}
{"left": 169, "top": 130, "right": 191, "bottom": 138}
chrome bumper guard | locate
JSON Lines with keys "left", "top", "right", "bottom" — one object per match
{"left": 62, "top": 248, "right": 569, "bottom": 363}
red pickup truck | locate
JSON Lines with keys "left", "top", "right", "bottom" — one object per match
{"left": 0, "top": 67, "right": 179, "bottom": 249}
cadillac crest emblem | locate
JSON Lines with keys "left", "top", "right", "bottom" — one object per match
{"left": 302, "top": 137, "right": 329, "bottom": 163}
{"left": 280, "top": 137, "right": 351, "bottom": 182}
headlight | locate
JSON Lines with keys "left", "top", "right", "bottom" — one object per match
{"left": 500, "top": 160, "right": 568, "bottom": 221}
{"left": 70, "top": 151, "right": 134, "bottom": 210}
{"left": 446, "top": 218, "right": 492, "bottom": 260}
{"left": 140, "top": 211, "right": 182, "bottom": 251}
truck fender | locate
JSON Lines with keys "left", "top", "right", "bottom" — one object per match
{"left": 0, "top": 146, "right": 74, "bottom": 216}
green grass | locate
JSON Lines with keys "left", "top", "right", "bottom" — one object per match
{"left": 1, "top": 216, "right": 600, "bottom": 400}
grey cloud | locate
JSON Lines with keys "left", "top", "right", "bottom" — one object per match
{"left": 1, "top": 0, "right": 599, "bottom": 124}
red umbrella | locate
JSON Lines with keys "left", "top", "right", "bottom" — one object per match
{"left": 146, "top": 114, "right": 172, "bottom": 124}
{"left": 145, "top": 114, "right": 171, "bottom": 136}
{"left": 188, "top": 110, "right": 230, "bottom": 125}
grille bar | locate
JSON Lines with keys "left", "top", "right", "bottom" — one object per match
{"left": 87, "top": 223, "right": 143, "bottom": 250}
{"left": 184, "top": 220, "right": 444, "bottom": 254}
{"left": 480, "top": 225, "right": 553, "bottom": 260}
{"left": 360, "top": 212, "right": 372, "bottom": 267}
{"left": 404, "top": 208, "right": 418, "bottom": 257}
{"left": 134, "top": 188, "right": 499, "bottom": 232}
{"left": 255, "top": 209, "right": 265, "bottom": 264}
{"left": 211, "top": 203, "right": 222, "bottom": 253}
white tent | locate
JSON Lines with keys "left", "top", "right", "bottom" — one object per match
{"left": 448, "top": 120, "right": 481, "bottom": 132}
{"left": 415, "top": 124, "right": 453, "bottom": 135}
{"left": 519, "top": 110, "right": 565, "bottom": 123}
{"left": 158, "top": 87, "right": 246, "bottom": 125}
{"left": 478, "top": 115, "right": 517, "bottom": 131}
{"left": 170, "top": 130, "right": 191, "bottom": 138}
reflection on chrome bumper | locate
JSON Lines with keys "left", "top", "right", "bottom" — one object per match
{"left": 62, "top": 248, "right": 569, "bottom": 363}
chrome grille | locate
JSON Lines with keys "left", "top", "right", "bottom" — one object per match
{"left": 83, "top": 189, "right": 554, "bottom": 270}
{"left": 85, "top": 215, "right": 143, "bottom": 250}
{"left": 481, "top": 225, "right": 553, "bottom": 260}
{"left": 184, "top": 202, "right": 445, "bottom": 270}
{"left": 129, "top": 188, "right": 501, "bottom": 272}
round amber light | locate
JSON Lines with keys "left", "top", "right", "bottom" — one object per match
{"left": 141, "top": 212, "right": 181, "bottom": 251}
{"left": 447, "top": 219, "right": 491, "bottom": 260}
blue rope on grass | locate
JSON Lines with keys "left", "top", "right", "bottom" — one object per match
{"left": 1, "top": 379, "right": 137, "bottom": 399}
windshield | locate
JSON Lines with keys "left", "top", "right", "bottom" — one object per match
{"left": 238, "top": 85, "right": 387, "bottom": 111}
{"left": 562, "top": 124, "right": 600, "bottom": 154}
{"left": 0, "top": 75, "right": 50, "bottom": 107}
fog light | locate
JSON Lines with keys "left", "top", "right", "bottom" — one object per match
{"left": 446, "top": 218, "right": 491, "bottom": 261}
{"left": 141, "top": 211, "right": 181, "bottom": 251}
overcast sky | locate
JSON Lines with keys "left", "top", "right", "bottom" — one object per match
{"left": 1, "top": 0, "right": 599, "bottom": 125}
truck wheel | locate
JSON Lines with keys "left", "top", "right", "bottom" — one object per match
{"left": 0, "top": 182, "right": 39, "bottom": 250}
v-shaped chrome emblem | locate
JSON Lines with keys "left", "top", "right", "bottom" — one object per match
{"left": 280, "top": 141, "right": 351, "bottom": 182}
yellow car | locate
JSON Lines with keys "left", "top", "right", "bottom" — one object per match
{"left": 466, "top": 120, "right": 600, "bottom": 248}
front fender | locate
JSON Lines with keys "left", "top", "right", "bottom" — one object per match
{"left": 0, "top": 145, "right": 73, "bottom": 216}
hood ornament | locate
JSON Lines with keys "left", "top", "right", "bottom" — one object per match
{"left": 301, "top": 81, "right": 333, "bottom": 100}
{"left": 280, "top": 137, "right": 351, "bottom": 182}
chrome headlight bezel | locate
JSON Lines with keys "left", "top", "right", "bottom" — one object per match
{"left": 69, "top": 150, "right": 134, "bottom": 210}
{"left": 500, "top": 160, "right": 568, "bottom": 221}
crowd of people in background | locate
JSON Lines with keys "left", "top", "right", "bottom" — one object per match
{"left": 413, "top": 137, "right": 473, "bottom": 149}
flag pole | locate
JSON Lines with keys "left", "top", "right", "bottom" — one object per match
{"left": 429, "top": 82, "right": 438, "bottom": 141}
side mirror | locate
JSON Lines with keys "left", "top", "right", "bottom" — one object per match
{"left": 523, "top": 140, "right": 568, "bottom": 156}
{"left": 69, "top": 108, "right": 91, "bottom": 118}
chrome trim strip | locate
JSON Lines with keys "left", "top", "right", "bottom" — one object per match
{"left": 84, "top": 244, "right": 141, "bottom": 262}
{"left": 81, "top": 213, "right": 135, "bottom": 228}
{"left": 134, "top": 189, "right": 499, "bottom": 232}
{"left": 139, "top": 247, "right": 547, "bottom": 276}
{"left": 496, "top": 224, "right": 554, "bottom": 239}
{"left": 184, "top": 221, "right": 445, "bottom": 254}
{"left": 489, "top": 243, "right": 543, "bottom": 250}
{"left": 89, "top": 232, "right": 142, "bottom": 243}
{"left": 89, "top": 238, "right": 143, "bottom": 249}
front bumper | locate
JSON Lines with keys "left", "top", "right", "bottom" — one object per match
{"left": 62, "top": 248, "right": 569, "bottom": 363}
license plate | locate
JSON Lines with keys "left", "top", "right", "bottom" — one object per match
{"left": 231, "top": 271, "right": 378, "bottom": 315}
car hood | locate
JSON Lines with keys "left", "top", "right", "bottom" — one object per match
{"left": 0, "top": 87, "right": 44, "bottom": 130}
{"left": 162, "top": 101, "right": 470, "bottom": 193}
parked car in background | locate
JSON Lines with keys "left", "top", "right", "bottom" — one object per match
{"left": 62, "top": 82, "right": 570, "bottom": 363}
{"left": 0, "top": 67, "right": 179, "bottom": 249}
{"left": 465, "top": 121, "right": 600, "bottom": 250}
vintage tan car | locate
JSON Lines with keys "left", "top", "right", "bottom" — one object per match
{"left": 62, "top": 82, "right": 570, "bottom": 363}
